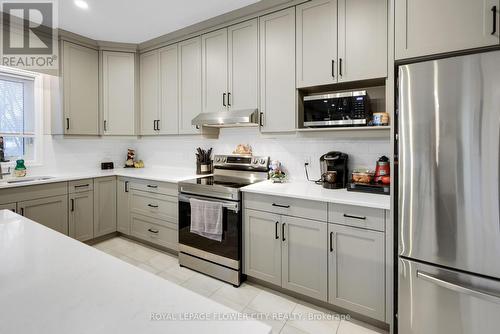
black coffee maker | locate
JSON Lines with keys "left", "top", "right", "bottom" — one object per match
{"left": 320, "top": 151, "right": 349, "bottom": 189}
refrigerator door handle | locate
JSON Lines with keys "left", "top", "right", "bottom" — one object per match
{"left": 417, "top": 270, "right": 500, "bottom": 304}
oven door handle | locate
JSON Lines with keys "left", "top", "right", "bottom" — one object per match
{"left": 178, "top": 193, "right": 239, "bottom": 212}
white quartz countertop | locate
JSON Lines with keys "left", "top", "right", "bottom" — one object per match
{"left": 0, "top": 210, "right": 270, "bottom": 334}
{"left": 241, "top": 180, "right": 391, "bottom": 210}
{"left": 0, "top": 167, "right": 203, "bottom": 189}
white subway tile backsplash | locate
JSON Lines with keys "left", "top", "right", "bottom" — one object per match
{"left": 34, "top": 127, "right": 390, "bottom": 181}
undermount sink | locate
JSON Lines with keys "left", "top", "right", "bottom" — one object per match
{"left": 4, "top": 176, "right": 54, "bottom": 184}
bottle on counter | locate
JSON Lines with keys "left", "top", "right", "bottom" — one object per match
{"left": 14, "top": 159, "right": 27, "bottom": 177}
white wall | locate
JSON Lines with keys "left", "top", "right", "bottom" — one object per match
{"left": 35, "top": 128, "right": 390, "bottom": 181}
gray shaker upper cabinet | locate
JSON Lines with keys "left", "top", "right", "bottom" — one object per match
{"left": 227, "top": 19, "right": 259, "bottom": 111}
{"left": 62, "top": 41, "right": 99, "bottom": 135}
{"left": 140, "top": 45, "right": 179, "bottom": 135}
{"left": 296, "top": 0, "right": 338, "bottom": 88}
{"left": 337, "top": 0, "right": 387, "bottom": 82}
{"left": 201, "top": 19, "right": 259, "bottom": 113}
{"left": 158, "top": 44, "right": 179, "bottom": 135}
{"left": 395, "top": 0, "right": 500, "bottom": 60}
{"left": 178, "top": 37, "right": 202, "bottom": 135}
{"left": 259, "top": 7, "right": 296, "bottom": 133}
{"left": 202, "top": 28, "right": 228, "bottom": 113}
{"left": 101, "top": 51, "right": 136, "bottom": 135}
{"left": 139, "top": 50, "right": 160, "bottom": 135}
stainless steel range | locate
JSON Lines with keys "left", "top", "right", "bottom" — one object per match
{"left": 178, "top": 154, "right": 269, "bottom": 286}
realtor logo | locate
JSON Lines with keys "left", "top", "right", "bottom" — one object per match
{"left": 1, "top": 1, "right": 58, "bottom": 70}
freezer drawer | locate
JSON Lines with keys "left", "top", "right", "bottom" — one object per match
{"left": 399, "top": 258, "right": 500, "bottom": 334}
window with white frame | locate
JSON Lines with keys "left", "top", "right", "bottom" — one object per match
{"left": 0, "top": 66, "right": 42, "bottom": 165}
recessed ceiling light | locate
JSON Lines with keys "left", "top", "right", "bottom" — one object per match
{"left": 74, "top": 0, "right": 89, "bottom": 10}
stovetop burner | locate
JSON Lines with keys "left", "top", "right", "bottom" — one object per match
{"left": 178, "top": 154, "right": 270, "bottom": 201}
{"left": 183, "top": 175, "right": 257, "bottom": 188}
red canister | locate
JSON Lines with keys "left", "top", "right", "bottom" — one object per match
{"left": 374, "top": 156, "right": 390, "bottom": 184}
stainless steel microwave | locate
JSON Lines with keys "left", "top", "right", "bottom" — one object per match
{"left": 303, "top": 90, "right": 371, "bottom": 127}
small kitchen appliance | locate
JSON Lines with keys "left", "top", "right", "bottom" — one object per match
{"left": 303, "top": 90, "right": 371, "bottom": 128}
{"left": 319, "top": 152, "right": 348, "bottom": 189}
{"left": 178, "top": 154, "right": 270, "bottom": 286}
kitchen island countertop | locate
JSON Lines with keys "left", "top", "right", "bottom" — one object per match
{"left": 0, "top": 210, "right": 270, "bottom": 334}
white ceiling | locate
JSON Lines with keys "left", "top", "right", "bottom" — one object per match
{"left": 59, "top": 0, "right": 261, "bottom": 43}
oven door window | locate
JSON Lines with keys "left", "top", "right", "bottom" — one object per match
{"left": 178, "top": 200, "right": 241, "bottom": 261}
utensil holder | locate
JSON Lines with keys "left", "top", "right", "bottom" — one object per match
{"left": 197, "top": 161, "right": 212, "bottom": 175}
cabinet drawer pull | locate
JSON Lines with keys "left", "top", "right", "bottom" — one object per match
{"left": 147, "top": 185, "right": 158, "bottom": 189}
{"left": 227, "top": 92, "right": 231, "bottom": 106}
{"left": 147, "top": 204, "right": 159, "bottom": 208}
{"left": 66, "top": 118, "right": 70, "bottom": 130}
{"left": 339, "top": 58, "right": 343, "bottom": 76}
{"left": 330, "top": 231, "right": 334, "bottom": 252}
{"left": 275, "top": 221, "right": 279, "bottom": 239}
{"left": 492, "top": 6, "right": 497, "bottom": 35}
{"left": 148, "top": 228, "right": 159, "bottom": 234}
{"left": 282, "top": 223, "right": 286, "bottom": 241}
{"left": 343, "top": 213, "right": 366, "bottom": 220}
{"left": 156, "top": 120, "right": 160, "bottom": 131}
{"left": 124, "top": 181, "right": 129, "bottom": 193}
{"left": 71, "top": 199, "right": 75, "bottom": 212}
{"left": 223, "top": 93, "right": 227, "bottom": 107}
{"left": 331, "top": 59, "right": 335, "bottom": 78}
{"left": 260, "top": 112, "right": 264, "bottom": 127}
{"left": 272, "top": 203, "right": 290, "bottom": 209}
{"left": 74, "top": 184, "right": 89, "bottom": 188}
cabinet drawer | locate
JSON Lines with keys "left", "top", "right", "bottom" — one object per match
{"left": 328, "top": 203, "right": 385, "bottom": 232}
{"left": 244, "top": 193, "right": 327, "bottom": 222}
{"left": 130, "top": 190, "right": 178, "bottom": 222}
{"left": 130, "top": 214, "right": 178, "bottom": 251}
{"left": 129, "top": 178, "right": 177, "bottom": 196}
{"left": 68, "top": 179, "right": 94, "bottom": 193}
{"left": 0, "top": 182, "right": 67, "bottom": 204}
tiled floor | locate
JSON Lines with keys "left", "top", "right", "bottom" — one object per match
{"left": 93, "top": 237, "right": 388, "bottom": 334}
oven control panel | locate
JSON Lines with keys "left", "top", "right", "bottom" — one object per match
{"left": 213, "top": 155, "right": 269, "bottom": 171}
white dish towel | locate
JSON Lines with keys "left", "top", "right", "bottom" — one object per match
{"left": 189, "top": 198, "right": 223, "bottom": 242}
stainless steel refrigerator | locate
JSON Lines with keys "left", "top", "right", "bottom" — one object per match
{"left": 398, "top": 50, "right": 500, "bottom": 333}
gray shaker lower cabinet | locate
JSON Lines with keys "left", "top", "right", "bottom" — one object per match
{"left": 93, "top": 176, "right": 117, "bottom": 237}
{"left": 282, "top": 216, "right": 328, "bottom": 301}
{"left": 0, "top": 203, "right": 17, "bottom": 212}
{"left": 117, "top": 178, "right": 131, "bottom": 234}
{"left": 69, "top": 191, "right": 94, "bottom": 242}
{"left": 18, "top": 195, "right": 68, "bottom": 235}
{"left": 244, "top": 209, "right": 282, "bottom": 285}
{"left": 328, "top": 223, "right": 385, "bottom": 321}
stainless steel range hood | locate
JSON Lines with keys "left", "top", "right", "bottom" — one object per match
{"left": 191, "top": 109, "right": 259, "bottom": 128}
